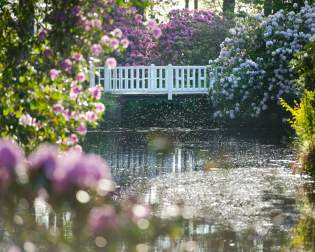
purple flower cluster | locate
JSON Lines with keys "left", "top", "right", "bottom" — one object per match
{"left": 153, "top": 9, "right": 224, "bottom": 65}
{"left": 104, "top": 5, "right": 161, "bottom": 66}
{"left": 0, "top": 140, "right": 110, "bottom": 193}
{"left": 0, "top": 140, "right": 23, "bottom": 189}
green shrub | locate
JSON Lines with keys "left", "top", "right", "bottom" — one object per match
{"left": 281, "top": 90, "right": 315, "bottom": 173}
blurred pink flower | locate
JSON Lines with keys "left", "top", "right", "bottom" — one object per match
{"left": 135, "top": 14, "right": 143, "bottom": 24}
{"left": 39, "top": 30, "right": 47, "bottom": 40}
{"left": 88, "top": 206, "right": 118, "bottom": 234}
{"left": 72, "top": 52, "right": 83, "bottom": 61}
{"left": 147, "top": 20, "right": 157, "bottom": 29}
{"left": 85, "top": 111, "right": 97, "bottom": 122}
{"left": 49, "top": 69, "right": 59, "bottom": 80}
{"left": 19, "top": 114, "right": 37, "bottom": 127}
{"left": 89, "top": 86, "right": 102, "bottom": 100}
{"left": 105, "top": 57, "right": 117, "bottom": 69}
{"left": 67, "top": 134, "right": 78, "bottom": 145}
{"left": 101, "top": 35, "right": 110, "bottom": 44}
{"left": 152, "top": 27, "right": 162, "bottom": 39}
{"left": 77, "top": 122, "right": 87, "bottom": 136}
{"left": 60, "top": 59, "right": 72, "bottom": 72}
{"left": 52, "top": 103, "right": 64, "bottom": 113}
{"left": 91, "top": 44, "right": 102, "bottom": 57}
{"left": 110, "top": 38, "right": 119, "bottom": 50}
{"left": 76, "top": 72, "right": 86, "bottom": 83}
{"left": 70, "top": 85, "right": 82, "bottom": 99}
{"left": 121, "top": 38, "right": 129, "bottom": 49}
{"left": 95, "top": 103, "right": 105, "bottom": 113}
{"left": 111, "top": 28, "right": 123, "bottom": 38}
{"left": 29, "top": 144, "right": 59, "bottom": 179}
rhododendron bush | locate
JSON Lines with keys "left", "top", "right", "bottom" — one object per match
{"left": 0, "top": 1, "right": 131, "bottom": 151}
{"left": 103, "top": 4, "right": 162, "bottom": 66}
{"left": 209, "top": 3, "right": 315, "bottom": 119}
{"left": 153, "top": 9, "right": 227, "bottom": 65}
{"left": 0, "top": 139, "right": 182, "bottom": 251}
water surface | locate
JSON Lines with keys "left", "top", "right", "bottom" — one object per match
{"left": 84, "top": 128, "right": 314, "bottom": 251}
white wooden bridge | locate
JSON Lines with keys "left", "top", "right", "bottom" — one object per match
{"left": 90, "top": 64, "right": 213, "bottom": 100}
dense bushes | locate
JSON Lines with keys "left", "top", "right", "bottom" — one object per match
{"left": 103, "top": 5, "right": 161, "bottom": 66}
{"left": 153, "top": 9, "right": 227, "bottom": 65}
{"left": 281, "top": 39, "right": 315, "bottom": 174}
{"left": 105, "top": 8, "right": 226, "bottom": 66}
{"left": 0, "top": 1, "right": 126, "bottom": 151}
{"left": 209, "top": 4, "right": 315, "bottom": 119}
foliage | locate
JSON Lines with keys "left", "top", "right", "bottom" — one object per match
{"left": 281, "top": 91, "right": 315, "bottom": 173}
{"left": 290, "top": 38, "right": 315, "bottom": 91}
{"left": 281, "top": 39, "right": 315, "bottom": 174}
{"left": 0, "top": 1, "right": 134, "bottom": 152}
{"left": 209, "top": 3, "right": 315, "bottom": 120}
{"left": 153, "top": 9, "right": 227, "bottom": 65}
{"left": 0, "top": 139, "right": 182, "bottom": 251}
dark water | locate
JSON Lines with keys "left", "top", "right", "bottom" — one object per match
{"left": 84, "top": 128, "right": 315, "bottom": 252}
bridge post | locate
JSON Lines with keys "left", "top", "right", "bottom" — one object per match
{"left": 104, "top": 66, "right": 111, "bottom": 92}
{"left": 167, "top": 64, "right": 173, "bottom": 100}
{"left": 89, "top": 61, "right": 95, "bottom": 88}
{"left": 150, "top": 64, "right": 156, "bottom": 91}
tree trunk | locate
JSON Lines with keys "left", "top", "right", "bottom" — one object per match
{"left": 194, "top": 0, "right": 199, "bottom": 9}
{"left": 185, "top": 0, "right": 190, "bottom": 8}
{"left": 223, "top": 0, "right": 235, "bottom": 18}
{"left": 264, "top": 0, "right": 273, "bottom": 15}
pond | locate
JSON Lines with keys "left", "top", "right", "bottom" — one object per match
{"left": 84, "top": 128, "right": 315, "bottom": 251}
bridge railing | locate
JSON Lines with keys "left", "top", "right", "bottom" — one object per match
{"left": 90, "top": 64, "right": 213, "bottom": 100}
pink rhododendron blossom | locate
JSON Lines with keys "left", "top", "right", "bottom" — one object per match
{"left": 39, "top": 30, "right": 47, "bottom": 40}
{"left": 67, "top": 134, "right": 78, "bottom": 146}
{"left": 19, "top": 114, "right": 37, "bottom": 127}
{"left": 105, "top": 57, "right": 117, "bottom": 69}
{"left": 152, "top": 27, "right": 162, "bottom": 39}
{"left": 82, "top": 19, "right": 92, "bottom": 31}
{"left": 61, "top": 58, "right": 72, "bottom": 72}
{"left": 91, "top": 44, "right": 102, "bottom": 57}
{"left": 72, "top": 52, "right": 83, "bottom": 61}
{"left": 28, "top": 145, "right": 59, "bottom": 179}
{"left": 43, "top": 48, "right": 53, "bottom": 57}
{"left": 85, "top": 111, "right": 97, "bottom": 122}
{"left": 95, "top": 103, "right": 105, "bottom": 113}
{"left": 147, "top": 20, "right": 157, "bottom": 29}
{"left": 70, "top": 5, "right": 81, "bottom": 17}
{"left": 62, "top": 109, "right": 71, "bottom": 121}
{"left": 76, "top": 72, "right": 86, "bottom": 83}
{"left": 135, "top": 14, "right": 143, "bottom": 24}
{"left": 0, "top": 139, "right": 23, "bottom": 170}
{"left": 53, "top": 151, "right": 110, "bottom": 191}
{"left": 89, "top": 86, "right": 102, "bottom": 100}
{"left": 49, "top": 69, "right": 59, "bottom": 80}
{"left": 121, "top": 38, "right": 129, "bottom": 48}
{"left": 91, "top": 19, "right": 102, "bottom": 29}
{"left": 77, "top": 122, "right": 87, "bottom": 136}
{"left": 111, "top": 28, "right": 123, "bottom": 38}
{"left": 70, "top": 85, "right": 82, "bottom": 99}
{"left": 101, "top": 35, "right": 110, "bottom": 44}
{"left": 52, "top": 103, "right": 64, "bottom": 113}
{"left": 88, "top": 206, "right": 118, "bottom": 234}
{"left": 110, "top": 38, "right": 119, "bottom": 50}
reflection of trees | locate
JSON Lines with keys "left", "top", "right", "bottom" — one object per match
{"left": 285, "top": 184, "right": 315, "bottom": 251}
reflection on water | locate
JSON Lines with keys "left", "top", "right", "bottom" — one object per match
{"left": 84, "top": 128, "right": 294, "bottom": 185}
{"left": 83, "top": 128, "right": 315, "bottom": 251}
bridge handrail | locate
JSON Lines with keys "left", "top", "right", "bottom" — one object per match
{"left": 90, "top": 64, "right": 214, "bottom": 100}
